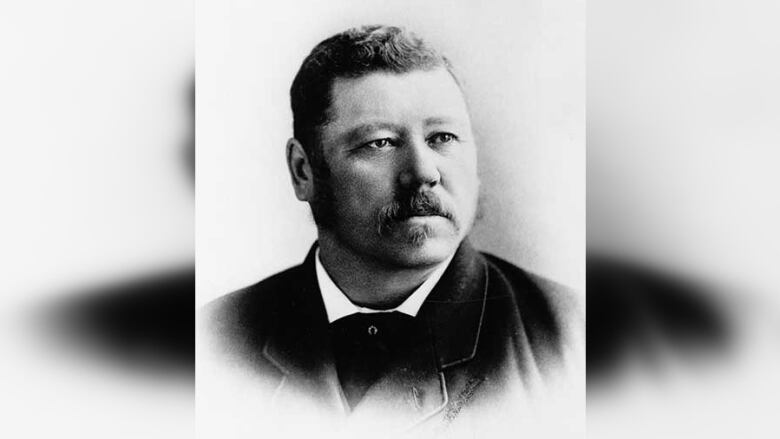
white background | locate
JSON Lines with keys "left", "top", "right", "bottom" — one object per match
{"left": 1, "top": 1, "right": 194, "bottom": 307}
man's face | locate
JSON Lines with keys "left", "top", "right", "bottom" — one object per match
{"left": 313, "top": 67, "right": 479, "bottom": 268}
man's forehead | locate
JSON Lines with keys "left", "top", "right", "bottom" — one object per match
{"left": 326, "top": 68, "right": 471, "bottom": 130}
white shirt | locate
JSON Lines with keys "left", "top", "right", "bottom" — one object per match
{"left": 315, "top": 248, "right": 453, "bottom": 324}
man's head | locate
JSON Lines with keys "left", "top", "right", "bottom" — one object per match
{"left": 286, "top": 25, "right": 479, "bottom": 269}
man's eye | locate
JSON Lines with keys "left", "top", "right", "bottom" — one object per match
{"left": 427, "top": 133, "right": 458, "bottom": 145}
{"left": 363, "top": 138, "right": 394, "bottom": 149}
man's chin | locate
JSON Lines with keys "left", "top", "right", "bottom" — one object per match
{"left": 383, "top": 222, "right": 460, "bottom": 267}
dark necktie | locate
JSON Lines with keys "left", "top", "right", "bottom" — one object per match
{"left": 329, "top": 312, "right": 416, "bottom": 410}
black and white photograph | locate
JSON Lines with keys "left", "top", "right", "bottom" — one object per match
{"left": 5, "top": 1, "right": 780, "bottom": 438}
{"left": 196, "top": 0, "right": 585, "bottom": 437}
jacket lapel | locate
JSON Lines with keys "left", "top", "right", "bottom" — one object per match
{"left": 261, "top": 246, "right": 347, "bottom": 416}
{"left": 423, "top": 239, "right": 489, "bottom": 369}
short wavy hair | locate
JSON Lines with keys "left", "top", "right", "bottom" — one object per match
{"left": 290, "top": 25, "right": 455, "bottom": 164}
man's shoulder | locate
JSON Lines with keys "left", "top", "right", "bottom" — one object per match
{"left": 204, "top": 265, "right": 302, "bottom": 314}
{"left": 200, "top": 263, "right": 307, "bottom": 348}
{"left": 479, "top": 251, "right": 584, "bottom": 350}
{"left": 481, "top": 251, "right": 581, "bottom": 312}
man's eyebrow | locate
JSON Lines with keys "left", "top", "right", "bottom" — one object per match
{"left": 336, "top": 122, "right": 402, "bottom": 145}
{"left": 423, "top": 116, "right": 461, "bottom": 126}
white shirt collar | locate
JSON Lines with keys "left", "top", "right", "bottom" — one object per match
{"left": 315, "top": 248, "right": 453, "bottom": 324}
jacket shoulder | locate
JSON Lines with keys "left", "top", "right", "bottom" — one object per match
{"left": 200, "top": 264, "right": 305, "bottom": 357}
{"left": 481, "top": 252, "right": 584, "bottom": 359}
{"left": 481, "top": 252, "right": 582, "bottom": 312}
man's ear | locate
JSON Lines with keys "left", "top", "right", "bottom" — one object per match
{"left": 286, "top": 138, "right": 315, "bottom": 201}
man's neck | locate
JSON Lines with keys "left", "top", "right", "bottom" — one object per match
{"left": 316, "top": 236, "right": 448, "bottom": 310}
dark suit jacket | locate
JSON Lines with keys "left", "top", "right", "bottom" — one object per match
{"left": 201, "top": 240, "right": 583, "bottom": 435}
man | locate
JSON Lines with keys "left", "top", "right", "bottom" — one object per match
{"left": 202, "top": 25, "right": 582, "bottom": 436}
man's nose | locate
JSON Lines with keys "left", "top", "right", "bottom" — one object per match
{"left": 397, "top": 137, "right": 441, "bottom": 189}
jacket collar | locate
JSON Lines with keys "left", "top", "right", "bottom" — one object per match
{"left": 264, "top": 240, "right": 489, "bottom": 369}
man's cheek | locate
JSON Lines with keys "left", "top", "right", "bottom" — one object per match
{"left": 341, "top": 190, "right": 378, "bottom": 219}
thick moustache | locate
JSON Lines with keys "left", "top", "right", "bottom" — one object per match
{"left": 377, "top": 191, "right": 456, "bottom": 236}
